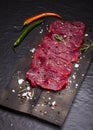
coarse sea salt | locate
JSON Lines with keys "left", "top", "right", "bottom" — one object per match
{"left": 10, "top": 123, "right": 14, "bottom": 127}
{"left": 26, "top": 86, "right": 30, "bottom": 91}
{"left": 22, "top": 91, "right": 32, "bottom": 99}
{"left": 48, "top": 97, "right": 52, "bottom": 100}
{"left": 52, "top": 101, "right": 56, "bottom": 106}
{"left": 30, "top": 48, "right": 35, "bottom": 53}
{"left": 12, "top": 89, "right": 15, "bottom": 93}
{"left": 39, "top": 28, "right": 43, "bottom": 34}
{"left": 85, "top": 33, "right": 88, "bottom": 37}
{"left": 72, "top": 75, "right": 76, "bottom": 79}
{"left": 82, "top": 73, "right": 84, "bottom": 76}
{"left": 75, "top": 83, "right": 79, "bottom": 87}
{"left": 74, "top": 63, "right": 79, "bottom": 68}
{"left": 18, "top": 79, "right": 24, "bottom": 85}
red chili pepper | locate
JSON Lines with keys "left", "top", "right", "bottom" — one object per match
{"left": 23, "top": 12, "right": 62, "bottom": 26}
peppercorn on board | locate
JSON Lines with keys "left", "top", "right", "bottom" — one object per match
{"left": 0, "top": 19, "right": 93, "bottom": 126}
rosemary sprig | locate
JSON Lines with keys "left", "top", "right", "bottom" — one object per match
{"left": 81, "top": 39, "right": 93, "bottom": 52}
{"left": 54, "top": 34, "right": 65, "bottom": 42}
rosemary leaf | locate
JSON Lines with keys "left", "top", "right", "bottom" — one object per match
{"left": 81, "top": 39, "right": 93, "bottom": 52}
{"left": 54, "top": 34, "right": 65, "bottom": 42}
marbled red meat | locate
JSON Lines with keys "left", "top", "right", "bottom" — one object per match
{"left": 26, "top": 66, "right": 68, "bottom": 91}
{"left": 40, "top": 33, "right": 81, "bottom": 62}
{"left": 31, "top": 46, "right": 72, "bottom": 76}
{"left": 26, "top": 20, "right": 85, "bottom": 91}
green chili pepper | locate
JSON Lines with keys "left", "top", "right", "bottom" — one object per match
{"left": 13, "top": 19, "right": 44, "bottom": 47}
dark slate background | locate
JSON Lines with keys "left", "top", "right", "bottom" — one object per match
{"left": 0, "top": 0, "right": 93, "bottom": 130}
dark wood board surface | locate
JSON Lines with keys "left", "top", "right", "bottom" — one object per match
{"left": 0, "top": 19, "right": 93, "bottom": 126}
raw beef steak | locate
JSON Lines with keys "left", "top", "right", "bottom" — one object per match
{"left": 26, "top": 20, "right": 85, "bottom": 91}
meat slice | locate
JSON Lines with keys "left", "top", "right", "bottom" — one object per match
{"left": 26, "top": 66, "right": 68, "bottom": 91}
{"left": 49, "top": 20, "right": 85, "bottom": 36}
{"left": 40, "top": 33, "right": 81, "bottom": 62}
{"left": 31, "top": 46, "right": 72, "bottom": 76}
{"left": 26, "top": 20, "right": 85, "bottom": 91}
{"left": 49, "top": 20, "right": 85, "bottom": 48}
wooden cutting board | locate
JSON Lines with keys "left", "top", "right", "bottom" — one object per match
{"left": 0, "top": 20, "right": 93, "bottom": 126}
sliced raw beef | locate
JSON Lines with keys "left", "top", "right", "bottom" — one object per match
{"left": 26, "top": 66, "right": 68, "bottom": 91}
{"left": 49, "top": 20, "right": 85, "bottom": 37}
{"left": 26, "top": 20, "right": 85, "bottom": 91}
{"left": 31, "top": 46, "right": 72, "bottom": 76}
{"left": 40, "top": 33, "right": 81, "bottom": 62}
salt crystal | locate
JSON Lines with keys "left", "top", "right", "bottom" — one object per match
{"left": 32, "top": 104, "right": 34, "bottom": 107}
{"left": 18, "top": 79, "right": 24, "bottom": 85}
{"left": 12, "top": 89, "right": 15, "bottom": 93}
{"left": 41, "top": 104, "right": 44, "bottom": 107}
{"left": 37, "top": 104, "right": 40, "bottom": 107}
{"left": 22, "top": 91, "right": 33, "bottom": 100}
{"left": 85, "top": 33, "right": 88, "bottom": 37}
{"left": 48, "top": 97, "right": 51, "bottom": 100}
{"left": 76, "top": 83, "right": 78, "bottom": 86}
{"left": 42, "top": 96, "right": 45, "bottom": 99}
{"left": 75, "top": 83, "right": 78, "bottom": 87}
{"left": 40, "top": 29, "right": 43, "bottom": 33}
{"left": 74, "top": 63, "right": 79, "bottom": 68}
{"left": 10, "top": 123, "right": 13, "bottom": 127}
{"left": 35, "top": 108, "right": 37, "bottom": 111}
{"left": 82, "top": 73, "right": 84, "bottom": 76}
{"left": 69, "top": 80, "right": 72, "bottom": 83}
{"left": 52, "top": 101, "right": 56, "bottom": 106}
{"left": 80, "top": 56, "right": 82, "bottom": 59}
{"left": 48, "top": 101, "right": 51, "bottom": 105}
{"left": 22, "top": 92, "right": 27, "bottom": 97}
{"left": 30, "top": 48, "right": 35, "bottom": 53}
{"left": 51, "top": 106, "right": 55, "bottom": 110}
{"left": 44, "top": 111, "right": 47, "bottom": 115}
{"left": 26, "top": 86, "right": 30, "bottom": 91}
{"left": 72, "top": 75, "right": 76, "bottom": 79}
